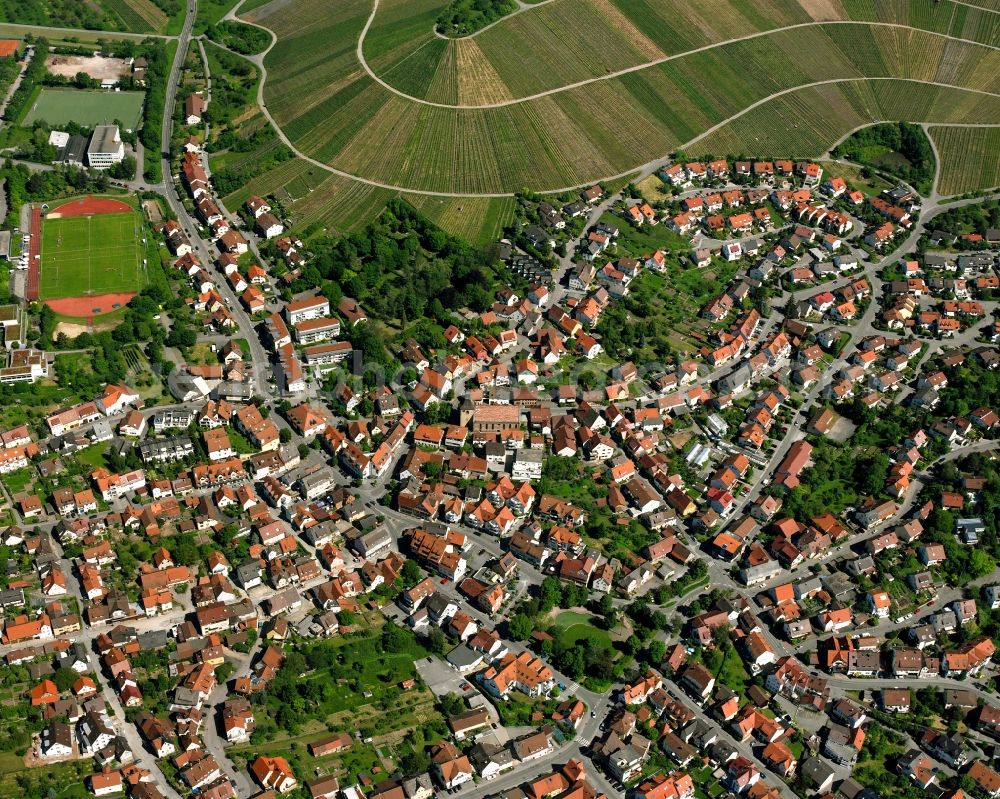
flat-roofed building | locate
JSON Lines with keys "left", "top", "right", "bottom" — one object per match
{"left": 86, "top": 125, "right": 125, "bottom": 169}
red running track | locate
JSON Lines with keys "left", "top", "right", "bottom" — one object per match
{"left": 47, "top": 195, "right": 132, "bottom": 218}
{"left": 26, "top": 205, "right": 40, "bottom": 302}
{"left": 44, "top": 293, "right": 136, "bottom": 318}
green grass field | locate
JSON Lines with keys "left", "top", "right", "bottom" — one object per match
{"left": 40, "top": 211, "right": 145, "bottom": 300}
{"left": 23, "top": 88, "right": 145, "bottom": 128}
{"left": 553, "top": 611, "right": 612, "bottom": 649}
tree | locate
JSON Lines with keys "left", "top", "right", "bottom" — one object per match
{"left": 53, "top": 667, "right": 77, "bottom": 693}
{"left": 932, "top": 508, "right": 955, "bottom": 536}
{"left": 507, "top": 613, "right": 533, "bottom": 641}
{"left": 400, "top": 746, "right": 431, "bottom": 775}
{"left": 857, "top": 451, "right": 889, "bottom": 496}
{"left": 279, "top": 427, "right": 292, "bottom": 444}
{"left": 599, "top": 594, "right": 615, "bottom": 617}
{"left": 623, "top": 635, "right": 642, "bottom": 656}
{"left": 401, "top": 559, "right": 422, "bottom": 586}
{"left": 646, "top": 639, "right": 666, "bottom": 664}
{"left": 438, "top": 692, "right": 466, "bottom": 717}
{"left": 556, "top": 643, "right": 585, "bottom": 678}
{"left": 712, "top": 624, "right": 732, "bottom": 650}
{"left": 539, "top": 577, "right": 562, "bottom": 612}
{"left": 110, "top": 155, "right": 137, "bottom": 181}
{"left": 166, "top": 325, "right": 196, "bottom": 348}
{"left": 381, "top": 624, "right": 412, "bottom": 653}
{"left": 969, "top": 548, "right": 995, "bottom": 578}
{"left": 427, "top": 626, "right": 447, "bottom": 655}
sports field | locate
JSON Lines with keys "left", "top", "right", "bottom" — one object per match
{"left": 23, "top": 88, "right": 144, "bottom": 128}
{"left": 39, "top": 210, "right": 145, "bottom": 301}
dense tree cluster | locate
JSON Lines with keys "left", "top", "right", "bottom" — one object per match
{"left": 201, "top": 44, "right": 259, "bottom": 151}
{"left": 833, "top": 122, "right": 935, "bottom": 195}
{"left": 925, "top": 200, "right": 1000, "bottom": 240}
{"left": 436, "top": 0, "right": 518, "bottom": 36}
{"left": 3, "top": 160, "right": 110, "bottom": 232}
{"left": 0, "top": 0, "right": 112, "bottom": 31}
{"left": 205, "top": 21, "right": 270, "bottom": 55}
{"left": 298, "top": 200, "right": 507, "bottom": 326}
{"left": 3, "top": 38, "right": 49, "bottom": 124}
{"left": 137, "top": 39, "right": 170, "bottom": 182}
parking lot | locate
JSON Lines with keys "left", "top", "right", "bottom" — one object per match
{"left": 416, "top": 655, "right": 478, "bottom": 699}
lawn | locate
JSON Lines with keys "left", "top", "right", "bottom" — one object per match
{"left": 553, "top": 611, "right": 612, "bottom": 649}
{"left": 74, "top": 443, "right": 109, "bottom": 470}
{"left": 0, "top": 382, "right": 75, "bottom": 432}
{"left": 187, "top": 342, "right": 219, "bottom": 365}
{"left": 609, "top": 213, "right": 692, "bottom": 256}
{"left": 0, "top": 755, "right": 93, "bottom": 799}
{"left": 40, "top": 211, "right": 146, "bottom": 300}
{"left": 701, "top": 642, "right": 751, "bottom": 698}
{"left": 23, "top": 88, "right": 145, "bottom": 129}
{"left": 195, "top": 0, "right": 244, "bottom": 32}
{"left": 1, "top": 467, "right": 33, "bottom": 496}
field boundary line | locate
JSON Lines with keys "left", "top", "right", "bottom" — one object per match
{"left": 429, "top": 0, "right": 1000, "bottom": 43}
{"left": 0, "top": 21, "right": 173, "bottom": 40}
{"left": 87, "top": 216, "right": 92, "bottom": 297}
{"left": 243, "top": 56, "right": 1000, "bottom": 197}
{"left": 232, "top": 0, "right": 1000, "bottom": 197}
{"left": 953, "top": 0, "right": 1000, "bottom": 14}
{"left": 355, "top": 10, "right": 1000, "bottom": 110}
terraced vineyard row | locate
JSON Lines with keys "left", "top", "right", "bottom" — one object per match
{"left": 252, "top": 1, "right": 1000, "bottom": 194}
{"left": 610, "top": 0, "right": 816, "bottom": 53}
{"left": 220, "top": 155, "right": 320, "bottom": 210}
{"left": 229, "top": 0, "right": 1000, "bottom": 238}
{"left": 951, "top": 4, "right": 1000, "bottom": 51}
{"left": 957, "top": 0, "right": 1000, "bottom": 10}
{"left": 246, "top": 0, "right": 371, "bottom": 136}
{"left": 690, "top": 80, "right": 1000, "bottom": 158}
{"left": 363, "top": 0, "right": 442, "bottom": 64}
{"left": 101, "top": 0, "right": 160, "bottom": 32}
{"left": 359, "top": 0, "right": 1000, "bottom": 102}
{"left": 223, "top": 153, "right": 517, "bottom": 242}
{"left": 928, "top": 126, "right": 1000, "bottom": 195}
{"left": 472, "top": 0, "right": 669, "bottom": 99}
